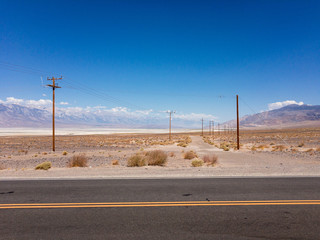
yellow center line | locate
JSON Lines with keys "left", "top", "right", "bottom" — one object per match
{"left": 1, "top": 200, "right": 320, "bottom": 209}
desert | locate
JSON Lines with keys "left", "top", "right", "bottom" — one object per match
{"left": 0, "top": 128, "right": 319, "bottom": 179}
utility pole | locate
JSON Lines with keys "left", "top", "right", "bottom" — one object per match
{"left": 212, "top": 121, "right": 214, "bottom": 139}
{"left": 47, "top": 76, "right": 62, "bottom": 152}
{"left": 236, "top": 94, "right": 240, "bottom": 150}
{"left": 201, "top": 118, "right": 204, "bottom": 136}
{"left": 167, "top": 110, "right": 175, "bottom": 141}
{"left": 209, "top": 121, "right": 211, "bottom": 136}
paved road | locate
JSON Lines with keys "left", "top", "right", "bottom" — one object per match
{"left": 1, "top": 178, "right": 320, "bottom": 239}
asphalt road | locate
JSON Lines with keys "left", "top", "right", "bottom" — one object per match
{"left": 1, "top": 177, "right": 320, "bottom": 239}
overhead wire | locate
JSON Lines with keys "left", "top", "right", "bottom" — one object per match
{"left": 239, "top": 96, "right": 290, "bottom": 147}
{"left": 0, "top": 61, "right": 150, "bottom": 111}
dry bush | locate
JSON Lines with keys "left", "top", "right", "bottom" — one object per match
{"left": 35, "top": 161, "right": 52, "bottom": 170}
{"left": 291, "top": 148, "right": 298, "bottom": 153}
{"left": 298, "top": 142, "right": 305, "bottom": 148}
{"left": 177, "top": 142, "right": 188, "bottom": 147}
{"left": 257, "top": 145, "right": 268, "bottom": 150}
{"left": 202, "top": 154, "right": 218, "bottom": 166}
{"left": 111, "top": 160, "right": 119, "bottom": 165}
{"left": 145, "top": 150, "right": 168, "bottom": 166}
{"left": 62, "top": 151, "right": 68, "bottom": 156}
{"left": 191, "top": 158, "right": 204, "bottom": 167}
{"left": 251, "top": 146, "right": 257, "bottom": 151}
{"left": 42, "top": 152, "right": 48, "bottom": 155}
{"left": 177, "top": 136, "right": 192, "bottom": 147}
{"left": 169, "top": 152, "right": 175, "bottom": 157}
{"left": 184, "top": 151, "right": 197, "bottom": 160}
{"left": 68, "top": 154, "right": 88, "bottom": 167}
{"left": 127, "top": 154, "right": 146, "bottom": 167}
{"left": 0, "top": 164, "right": 5, "bottom": 170}
{"left": 220, "top": 143, "right": 230, "bottom": 151}
{"left": 305, "top": 148, "right": 314, "bottom": 153}
{"left": 272, "top": 145, "right": 286, "bottom": 152}
{"left": 18, "top": 149, "right": 28, "bottom": 155}
{"left": 316, "top": 147, "right": 320, "bottom": 152}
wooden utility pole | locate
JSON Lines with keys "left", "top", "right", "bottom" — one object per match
{"left": 236, "top": 94, "right": 240, "bottom": 150}
{"left": 201, "top": 118, "right": 204, "bottom": 136}
{"left": 209, "top": 121, "right": 211, "bottom": 136}
{"left": 167, "top": 110, "right": 175, "bottom": 141}
{"left": 47, "top": 76, "right": 62, "bottom": 151}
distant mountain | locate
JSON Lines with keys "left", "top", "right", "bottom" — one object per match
{"left": 0, "top": 103, "right": 197, "bottom": 128}
{"left": 223, "top": 104, "right": 320, "bottom": 129}
{"left": 0, "top": 104, "right": 51, "bottom": 127}
{"left": 0, "top": 103, "right": 162, "bottom": 128}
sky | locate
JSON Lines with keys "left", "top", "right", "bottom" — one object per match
{"left": 1, "top": 0, "right": 319, "bottom": 125}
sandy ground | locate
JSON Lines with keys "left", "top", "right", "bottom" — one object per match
{"left": 0, "top": 133, "right": 319, "bottom": 179}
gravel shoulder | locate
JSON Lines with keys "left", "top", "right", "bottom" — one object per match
{"left": 1, "top": 136, "right": 319, "bottom": 180}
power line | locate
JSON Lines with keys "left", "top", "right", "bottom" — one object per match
{"left": 0, "top": 61, "right": 149, "bottom": 111}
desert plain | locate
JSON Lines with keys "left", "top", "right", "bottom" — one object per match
{"left": 0, "top": 128, "right": 319, "bottom": 179}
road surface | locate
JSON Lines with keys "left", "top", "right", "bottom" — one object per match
{"left": 1, "top": 178, "right": 320, "bottom": 239}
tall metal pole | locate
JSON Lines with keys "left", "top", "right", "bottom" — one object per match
{"left": 236, "top": 94, "right": 240, "bottom": 150}
{"left": 169, "top": 111, "right": 172, "bottom": 141}
{"left": 167, "top": 110, "right": 175, "bottom": 141}
{"left": 201, "top": 118, "right": 204, "bottom": 136}
{"left": 47, "top": 76, "right": 62, "bottom": 152}
{"left": 212, "top": 121, "right": 214, "bottom": 139}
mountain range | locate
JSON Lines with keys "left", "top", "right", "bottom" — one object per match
{"left": 1, "top": 103, "right": 320, "bottom": 129}
{"left": 223, "top": 104, "right": 320, "bottom": 129}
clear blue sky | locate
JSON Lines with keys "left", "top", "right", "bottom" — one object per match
{"left": 1, "top": 0, "right": 319, "bottom": 122}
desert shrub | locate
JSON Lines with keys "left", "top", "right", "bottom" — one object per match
{"left": 18, "top": 149, "right": 28, "bottom": 155}
{"left": 177, "top": 136, "right": 191, "bottom": 147}
{"left": 202, "top": 154, "right": 218, "bottom": 166}
{"left": 251, "top": 146, "right": 257, "bottom": 151}
{"left": 127, "top": 154, "right": 146, "bottom": 167}
{"left": 257, "top": 145, "right": 267, "bottom": 150}
{"left": 68, "top": 154, "right": 88, "bottom": 167}
{"left": 35, "top": 161, "right": 52, "bottom": 170}
{"left": 62, "top": 151, "right": 68, "bottom": 156}
{"left": 191, "top": 158, "right": 204, "bottom": 167}
{"left": 177, "top": 142, "right": 188, "bottom": 147}
{"left": 184, "top": 151, "right": 197, "bottom": 160}
{"left": 111, "top": 160, "right": 119, "bottom": 165}
{"left": 272, "top": 145, "right": 286, "bottom": 152}
{"left": 316, "top": 147, "right": 320, "bottom": 152}
{"left": 220, "top": 143, "right": 230, "bottom": 151}
{"left": 169, "top": 152, "right": 175, "bottom": 157}
{"left": 305, "top": 148, "right": 314, "bottom": 153}
{"left": 0, "top": 164, "right": 5, "bottom": 170}
{"left": 145, "top": 150, "right": 167, "bottom": 166}
{"left": 298, "top": 142, "right": 305, "bottom": 148}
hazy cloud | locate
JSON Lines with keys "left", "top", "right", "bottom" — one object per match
{"left": 268, "top": 100, "right": 304, "bottom": 110}
{"left": 174, "top": 112, "right": 216, "bottom": 121}
{"left": 0, "top": 97, "right": 217, "bottom": 127}
{"left": 0, "top": 97, "right": 52, "bottom": 109}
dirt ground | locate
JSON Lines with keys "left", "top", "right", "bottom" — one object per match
{"left": 0, "top": 129, "right": 319, "bottom": 179}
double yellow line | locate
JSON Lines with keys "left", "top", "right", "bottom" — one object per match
{"left": 1, "top": 200, "right": 320, "bottom": 209}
